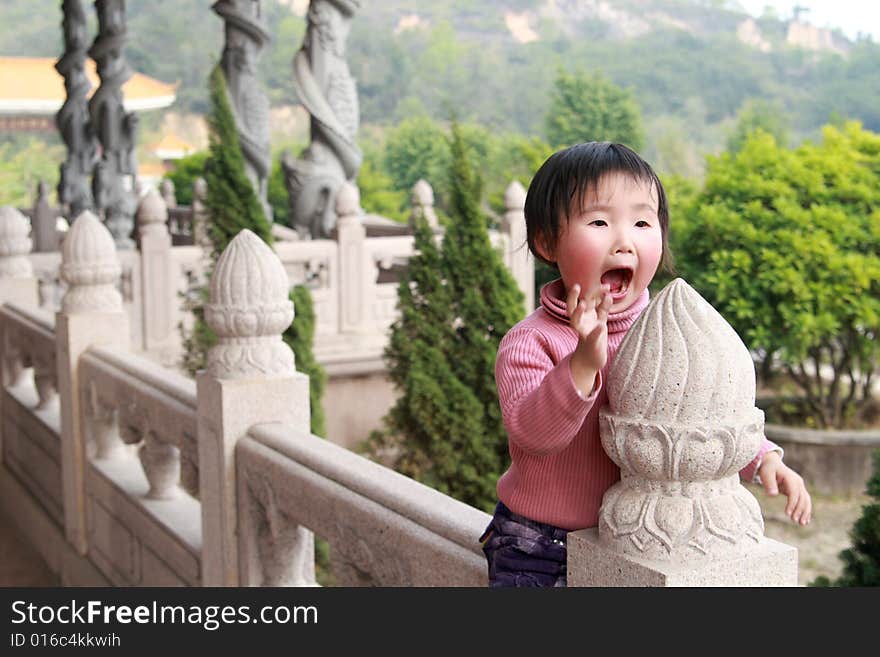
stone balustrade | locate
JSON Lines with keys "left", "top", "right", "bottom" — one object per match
{"left": 1, "top": 218, "right": 797, "bottom": 587}
{"left": 239, "top": 424, "right": 489, "bottom": 586}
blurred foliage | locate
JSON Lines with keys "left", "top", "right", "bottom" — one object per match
{"left": 674, "top": 122, "right": 880, "bottom": 429}
{"left": 544, "top": 68, "right": 644, "bottom": 151}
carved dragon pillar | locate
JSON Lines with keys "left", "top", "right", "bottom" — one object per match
{"left": 88, "top": 0, "right": 139, "bottom": 249}
{"left": 56, "top": 0, "right": 96, "bottom": 220}
{"left": 213, "top": 0, "right": 273, "bottom": 222}
{"left": 283, "top": 0, "right": 362, "bottom": 239}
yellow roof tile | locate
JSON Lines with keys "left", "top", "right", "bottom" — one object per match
{"left": 0, "top": 56, "right": 176, "bottom": 113}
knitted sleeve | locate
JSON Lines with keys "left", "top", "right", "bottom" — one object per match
{"left": 495, "top": 328, "right": 599, "bottom": 456}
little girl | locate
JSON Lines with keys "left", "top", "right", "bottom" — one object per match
{"left": 481, "top": 141, "right": 812, "bottom": 587}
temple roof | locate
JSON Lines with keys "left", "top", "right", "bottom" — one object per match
{"left": 149, "top": 133, "right": 197, "bottom": 160}
{"left": 0, "top": 57, "right": 177, "bottom": 115}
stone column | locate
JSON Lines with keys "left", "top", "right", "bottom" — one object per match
{"left": 409, "top": 179, "right": 438, "bottom": 230}
{"left": 335, "top": 181, "right": 371, "bottom": 334}
{"left": 89, "top": 0, "right": 138, "bottom": 249}
{"left": 501, "top": 180, "right": 534, "bottom": 314}
{"left": 136, "top": 189, "right": 174, "bottom": 357}
{"left": 283, "top": 0, "right": 362, "bottom": 238}
{"left": 197, "top": 229, "right": 311, "bottom": 586}
{"left": 567, "top": 279, "right": 798, "bottom": 586}
{"left": 213, "top": 0, "right": 272, "bottom": 222}
{"left": 0, "top": 207, "right": 39, "bottom": 308}
{"left": 56, "top": 0, "right": 96, "bottom": 220}
{"left": 56, "top": 210, "right": 130, "bottom": 554}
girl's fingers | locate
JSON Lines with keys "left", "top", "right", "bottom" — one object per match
{"left": 566, "top": 283, "right": 581, "bottom": 316}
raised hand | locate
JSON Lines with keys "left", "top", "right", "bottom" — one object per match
{"left": 566, "top": 283, "right": 612, "bottom": 396}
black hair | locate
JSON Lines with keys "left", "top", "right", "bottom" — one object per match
{"left": 524, "top": 141, "right": 673, "bottom": 272}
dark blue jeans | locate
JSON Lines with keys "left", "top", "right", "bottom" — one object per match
{"left": 479, "top": 501, "right": 568, "bottom": 587}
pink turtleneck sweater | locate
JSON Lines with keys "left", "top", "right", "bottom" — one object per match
{"left": 494, "top": 279, "right": 777, "bottom": 531}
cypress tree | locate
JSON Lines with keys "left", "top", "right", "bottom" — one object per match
{"left": 284, "top": 285, "right": 327, "bottom": 438}
{"left": 368, "top": 122, "right": 524, "bottom": 512}
{"left": 811, "top": 451, "right": 880, "bottom": 587}
{"left": 182, "top": 66, "right": 325, "bottom": 438}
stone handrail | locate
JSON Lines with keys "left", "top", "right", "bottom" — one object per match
{"left": 79, "top": 345, "right": 199, "bottom": 498}
{"left": 238, "top": 423, "right": 490, "bottom": 586}
{"left": 0, "top": 303, "right": 58, "bottom": 411}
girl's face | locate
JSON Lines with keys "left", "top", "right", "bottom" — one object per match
{"left": 539, "top": 172, "right": 663, "bottom": 314}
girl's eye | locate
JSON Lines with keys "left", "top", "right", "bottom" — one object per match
{"left": 635, "top": 220, "right": 650, "bottom": 228}
{"left": 590, "top": 219, "right": 607, "bottom": 227}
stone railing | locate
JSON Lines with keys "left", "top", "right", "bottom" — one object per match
{"left": 0, "top": 216, "right": 490, "bottom": 586}
{"left": 20, "top": 178, "right": 534, "bottom": 374}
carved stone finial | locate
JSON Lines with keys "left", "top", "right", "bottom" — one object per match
{"left": 504, "top": 180, "right": 527, "bottom": 211}
{"left": 204, "top": 229, "right": 295, "bottom": 379}
{"left": 159, "top": 178, "right": 177, "bottom": 209}
{"left": 136, "top": 189, "right": 168, "bottom": 238}
{"left": 409, "top": 179, "right": 438, "bottom": 229}
{"left": 335, "top": 180, "right": 361, "bottom": 219}
{"left": 597, "top": 278, "right": 764, "bottom": 561}
{"left": 0, "top": 206, "right": 34, "bottom": 278}
{"left": 193, "top": 176, "right": 208, "bottom": 201}
{"left": 60, "top": 210, "right": 122, "bottom": 313}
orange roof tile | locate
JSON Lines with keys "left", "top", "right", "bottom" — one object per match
{"left": 149, "top": 133, "right": 197, "bottom": 159}
{"left": 0, "top": 57, "right": 177, "bottom": 114}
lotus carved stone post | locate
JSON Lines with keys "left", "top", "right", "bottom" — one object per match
{"left": 56, "top": 0, "right": 96, "bottom": 219}
{"left": 213, "top": 0, "right": 273, "bottom": 222}
{"left": 56, "top": 210, "right": 130, "bottom": 553}
{"left": 89, "top": 0, "right": 138, "bottom": 249}
{"left": 196, "top": 229, "right": 311, "bottom": 586}
{"left": 567, "top": 279, "right": 798, "bottom": 586}
{"left": 0, "top": 207, "right": 39, "bottom": 308}
{"left": 283, "top": 0, "right": 363, "bottom": 239}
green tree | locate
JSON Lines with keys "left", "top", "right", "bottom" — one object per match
{"left": 367, "top": 122, "right": 524, "bottom": 511}
{"left": 726, "top": 98, "right": 790, "bottom": 153}
{"left": 182, "top": 66, "right": 325, "bottom": 439}
{"left": 162, "top": 151, "right": 208, "bottom": 206}
{"left": 675, "top": 123, "right": 880, "bottom": 428}
{"left": 811, "top": 450, "right": 880, "bottom": 587}
{"left": 284, "top": 285, "right": 327, "bottom": 438}
{"left": 544, "top": 68, "right": 645, "bottom": 150}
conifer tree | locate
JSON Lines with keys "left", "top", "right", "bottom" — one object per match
{"left": 369, "top": 122, "right": 525, "bottom": 512}
{"left": 182, "top": 66, "right": 325, "bottom": 438}
{"left": 811, "top": 451, "right": 880, "bottom": 587}
{"left": 284, "top": 285, "right": 327, "bottom": 437}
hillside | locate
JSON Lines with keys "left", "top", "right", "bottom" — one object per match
{"left": 2, "top": 0, "right": 879, "bottom": 177}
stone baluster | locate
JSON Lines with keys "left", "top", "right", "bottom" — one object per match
{"left": 197, "top": 229, "right": 312, "bottom": 586}
{"left": 32, "top": 181, "right": 59, "bottom": 253}
{"left": 56, "top": 210, "right": 130, "bottom": 553}
{"left": 501, "top": 180, "right": 534, "bottom": 313}
{"left": 0, "top": 206, "right": 39, "bottom": 308}
{"left": 87, "top": 382, "right": 124, "bottom": 460}
{"left": 409, "top": 179, "right": 438, "bottom": 230}
{"left": 32, "top": 350, "right": 58, "bottom": 412}
{"left": 140, "top": 429, "right": 180, "bottom": 500}
{"left": 336, "top": 181, "right": 371, "bottom": 334}
{"left": 192, "top": 177, "right": 209, "bottom": 249}
{"left": 136, "top": 190, "right": 174, "bottom": 357}
{"left": 567, "top": 279, "right": 798, "bottom": 586}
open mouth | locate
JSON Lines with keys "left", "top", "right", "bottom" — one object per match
{"left": 600, "top": 267, "right": 633, "bottom": 299}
